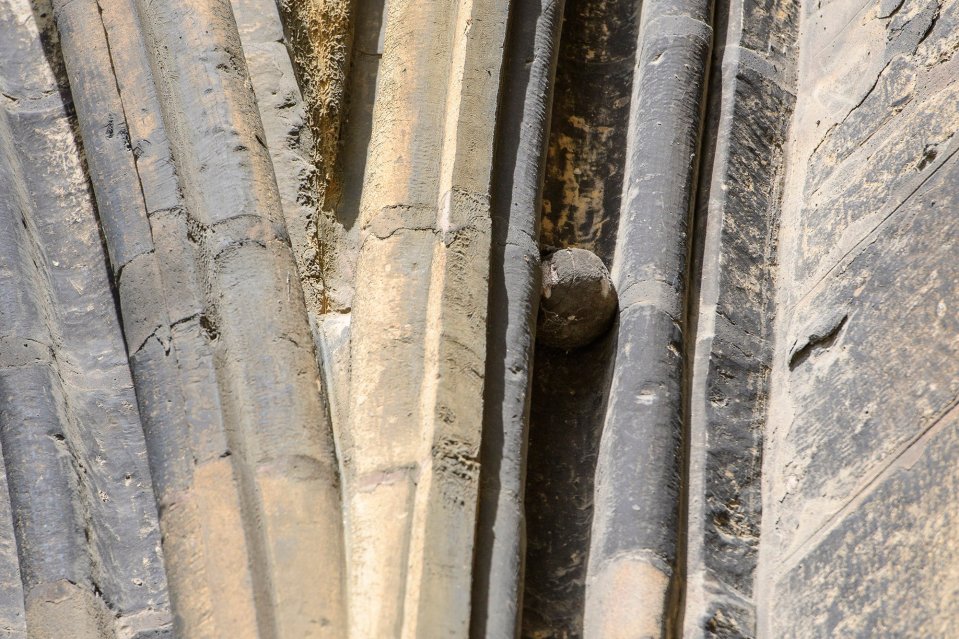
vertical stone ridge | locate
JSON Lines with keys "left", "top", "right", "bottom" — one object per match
{"left": 521, "top": 1, "right": 640, "bottom": 635}
{"left": 344, "top": 0, "right": 510, "bottom": 635}
{"left": 54, "top": 0, "right": 352, "bottom": 636}
{"left": 470, "top": 1, "right": 565, "bottom": 637}
{"left": 683, "top": 0, "right": 798, "bottom": 636}
{"left": 583, "top": 1, "right": 713, "bottom": 637}
{"left": 0, "top": 2, "right": 171, "bottom": 637}
{"left": 50, "top": 0, "right": 260, "bottom": 636}
{"left": 0, "top": 114, "right": 109, "bottom": 639}
{"left": 133, "top": 0, "right": 348, "bottom": 634}
{"left": 236, "top": 0, "right": 360, "bottom": 467}
{"left": 232, "top": 0, "right": 355, "bottom": 454}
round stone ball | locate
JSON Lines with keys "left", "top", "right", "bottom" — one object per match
{"left": 536, "top": 247, "right": 618, "bottom": 349}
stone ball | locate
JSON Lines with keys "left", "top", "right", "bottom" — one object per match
{"left": 536, "top": 247, "right": 617, "bottom": 349}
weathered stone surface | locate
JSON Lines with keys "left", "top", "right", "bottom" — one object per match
{"left": 3, "top": 0, "right": 959, "bottom": 636}
{"left": 760, "top": 0, "right": 959, "bottom": 636}
{"left": 537, "top": 247, "right": 617, "bottom": 349}
{"left": 683, "top": 1, "right": 798, "bottom": 634}
{"left": 521, "top": 3, "right": 640, "bottom": 635}
{"left": 0, "top": 4, "right": 173, "bottom": 638}
{"left": 539, "top": 0, "right": 638, "bottom": 260}
{"left": 523, "top": 335, "right": 614, "bottom": 638}
{"left": 471, "top": 1, "right": 564, "bottom": 636}
{"left": 342, "top": 0, "right": 510, "bottom": 636}
{"left": 272, "top": 0, "right": 356, "bottom": 316}
{"left": 772, "top": 409, "right": 959, "bottom": 638}
{"left": 585, "top": 0, "right": 713, "bottom": 634}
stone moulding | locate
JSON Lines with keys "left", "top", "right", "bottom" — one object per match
{"left": 0, "top": 0, "right": 952, "bottom": 637}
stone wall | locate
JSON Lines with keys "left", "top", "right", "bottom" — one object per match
{"left": 761, "top": 0, "right": 959, "bottom": 635}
